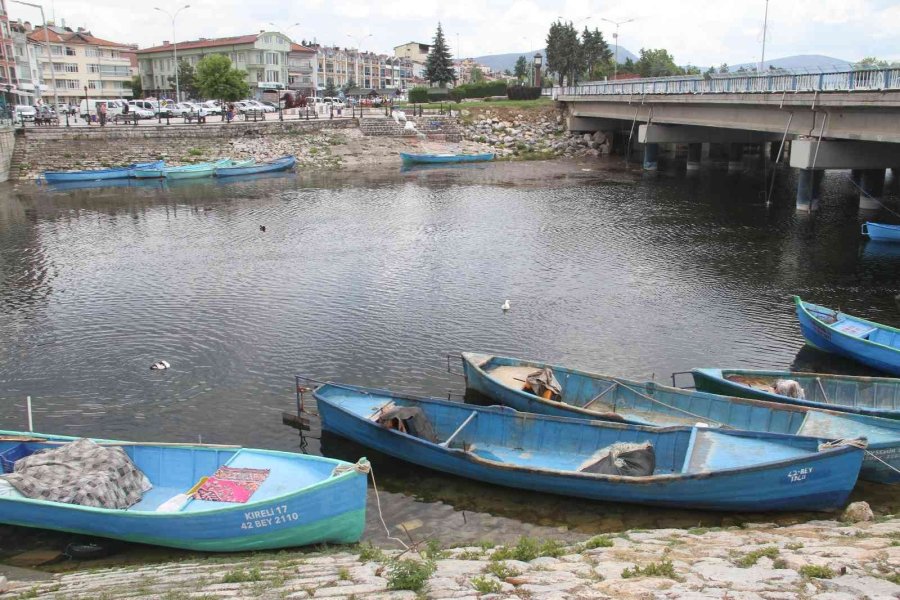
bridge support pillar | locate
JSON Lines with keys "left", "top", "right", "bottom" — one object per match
{"left": 643, "top": 143, "right": 659, "bottom": 171}
{"left": 728, "top": 143, "right": 744, "bottom": 172}
{"left": 796, "top": 169, "right": 824, "bottom": 212}
{"left": 686, "top": 143, "right": 702, "bottom": 171}
{"left": 850, "top": 169, "right": 862, "bottom": 184}
{"left": 768, "top": 142, "right": 781, "bottom": 163}
{"left": 859, "top": 169, "right": 885, "bottom": 210}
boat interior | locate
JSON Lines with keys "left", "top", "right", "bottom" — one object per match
{"left": 0, "top": 439, "right": 335, "bottom": 512}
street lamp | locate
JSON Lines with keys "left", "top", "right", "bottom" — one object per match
{"left": 154, "top": 4, "right": 190, "bottom": 102}
{"left": 600, "top": 17, "right": 635, "bottom": 80}
{"left": 759, "top": 0, "right": 770, "bottom": 74}
{"left": 11, "top": 0, "right": 59, "bottom": 111}
{"left": 345, "top": 33, "right": 372, "bottom": 90}
{"left": 533, "top": 53, "right": 542, "bottom": 88}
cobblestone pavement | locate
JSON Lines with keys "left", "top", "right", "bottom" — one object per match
{"left": 1, "top": 514, "right": 898, "bottom": 599}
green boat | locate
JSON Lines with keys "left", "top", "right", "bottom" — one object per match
{"left": 134, "top": 159, "right": 252, "bottom": 179}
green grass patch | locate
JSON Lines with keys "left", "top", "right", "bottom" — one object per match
{"left": 734, "top": 546, "right": 779, "bottom": 568}
{"left": 338, "top": 566, "right": 351, "bottom": 580}
{"left": 583, "top": 535, "right": 614, "bottom": 549}
{"left": 883, "top": 572, "right": 900, "bottom": 585}
{"left": 799, "top": 565, "right": 835, "bottom": 579}
{"left": 687, "top": 527, "right": 709, "bottom": 535}
{"left": 509, "top": 150, "right": 555, "bottom": 161}
{"left": 785, "top": 542, "right": 804, "bottom": 550}
{"left": 491, "top": 536, "right": 565, "bottom": 561}
{"left": 470, "top": 575, "right": 502, "bottom": 594}
{"left": 484, "top": 561, "right": 520, "bottom": 580}
{"left": 221, "top": 566, "right": 262, "bottom": 583}
{"left": 455, "top": 550, "right": 484, "bottom": 560}
{"left": 357, "top": 541, "right": 386, "bottom": 563}
{"left": 385, "top": 559, "right": 436, "bottom": 592}
{"left": 187, "top": 148, "right": 204, "bottom": 156}
{"left": 422, "top": 539, "right": 449, "bottom": 560}
{"left": 622, "top": 559, "right": 680, "bottom": 580}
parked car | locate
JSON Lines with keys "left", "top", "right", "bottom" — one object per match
{"left": 78, "top": 99, "right": 124, "bottom": 120}
{"left": 245, "top": 99, "right": 276, "bottom": 113}
{"left": 128, "top": 100, "right": 165, "bottom": 118}
{"left": 171, "top": 102, "right": 200, "bottom": 117}
{"left": 15, "top": 104, "right": 36, "bottom": 121}
{"left": 199, "top": 100, "right": 222, "bottom": 115}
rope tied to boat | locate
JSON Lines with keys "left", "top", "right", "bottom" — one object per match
{"left": 332, "top": 458, "right": 411, "bottom": 551}
{"left": 818, "top": 438, "right": 868, "bottom": 451}
{"left": 612, "top": 380, "right": 734, "bottom": 429}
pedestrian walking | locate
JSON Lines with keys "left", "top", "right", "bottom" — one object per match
{"left": 98, "top": 102, "right": 107, "bottom": 127}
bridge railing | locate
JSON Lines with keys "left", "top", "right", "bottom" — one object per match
{"left": 555, "top": 68, "right": 900, "bottom": 97}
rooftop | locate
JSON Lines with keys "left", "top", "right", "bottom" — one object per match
{"left": 26, "top": 26, "right": 132, "bottom": 48}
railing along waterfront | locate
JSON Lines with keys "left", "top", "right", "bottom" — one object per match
{"left": 556, "top": 68, "right": 900, "bottom": 97}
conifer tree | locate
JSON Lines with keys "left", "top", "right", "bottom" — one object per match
{"left": 425, "top": 23, "right": 456, "bottom": 87}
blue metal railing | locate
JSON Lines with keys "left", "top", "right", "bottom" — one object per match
{"left": 555, "top": 68, "right": 900, "bottom": 97}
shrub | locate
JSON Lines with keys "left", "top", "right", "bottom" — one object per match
{"left": 734, "top": 547, "right": 779, "bottom": 568}
{"left": 484, "top": 560, "right": 520, "bottom": 580}
{"left": 449, "top": 88, "right": 466, "bottom": 103}
{"left": 799, "top": 565, "right": 835, "bottom": 579}
{"left": 583, "top": 535, "right": 614, "bottom": 549}
{"left": 470, "top": 575, "right": 502, "bottom": 594}
{"left": 491, "top": 537, "right": 565, "bottom": 562}
{"left": 622, "top": 560, "right": 679, "bottom": 580}
{"left": 507, "top": 86, "right": 542, "bottom": 100}
{"left": 452, "top": 81, "right": 508, "bottom": 99}
{"left": 408, "top": 87, "right": 429, "bottom": 103}
{"left": 386, "top": 559, "right": 436, "bottom": 592}
{"left": 221, "top": 567, "right": 262, "bottom": 583}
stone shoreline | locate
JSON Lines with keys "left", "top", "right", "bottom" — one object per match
{"left": 2, "top": 514, "right": 897, "bottom": 599}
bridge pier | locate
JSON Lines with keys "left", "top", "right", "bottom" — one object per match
{"left": 686, "top": 143, "right": 702, "bottom": 171}
{"left": 728, "top": 144, "right": 744, "bottom": 172}
{"left": 859, "top": 169, "right": 886, "bottom": 210}
{"left": 796, "top": 169, "right": 824, "bottom": 212}
{"left": 643, "top": 143, "right": 659, "bottom": 171}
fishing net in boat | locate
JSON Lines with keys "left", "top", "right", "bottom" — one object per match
{"left": 773, "top": 379, "right": 805, "bottom": 399}
{"left": 580, "top": 441, "right": 655, "bottom": 476}
{"left": 377, "top": 407, "right": 438, "bottom": 443}
{"left": 2, "top": 438, "right": 151, "bottom": 509}
{"left": 525, "top": 368, "right": 562, "bottom": 400}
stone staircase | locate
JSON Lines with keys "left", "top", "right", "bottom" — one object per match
{"left": 358, "top": 118, "right": 417, "bottom": 137}
{"left": 358, "top": 114, "right": 463, "bottom": 142}
{"left": 8, "top": 130, "right": 28, "bottom": 181}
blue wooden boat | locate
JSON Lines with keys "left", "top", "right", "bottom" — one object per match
{"left": 862, "top": 222, "right": 900, "bottom": 243}
{"left": 692, "top": 368, "right": 900, "bottom": 422}
{"left": 314, "top": 381, "right": 866, "bottom": 511}
{"left": 460, "top": 353, "right": 900, "bottom": 483}
{"left": 795, "top": 296, "right": 900, "bottom": 377}
{"left": 216, "top": 155, "right": 296, "bottom": 177}
{"left": 44, "top": 161, "right": 164, "bottom": 183}
{"left": 134, "top": 159, "right": 248, "bottom": 179}
{"left": 399, "top": 152, "right": 494, "bottom": 165}
{"left": 0, "top": 430, "right": 367, "bottom": 551}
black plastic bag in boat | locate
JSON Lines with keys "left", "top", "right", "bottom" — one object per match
{"left": 377, "top": 407, "right": 438, "bottom": 443}
{"left": 525, "top": 367, "right": 562, "bottom": 400}
{"left": 580, "top": 441, "right": 655, "bottom": 476}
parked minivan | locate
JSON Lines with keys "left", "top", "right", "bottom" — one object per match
{"left": 79, "top": 99, "right": 125, "bottom": 120}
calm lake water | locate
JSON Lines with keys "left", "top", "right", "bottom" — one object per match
{"left": 1, "top": 157, "right": 899, "bottom": 561}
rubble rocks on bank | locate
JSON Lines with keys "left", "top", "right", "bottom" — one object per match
{"left": 2, "top": 515, "right": 898, "bottom": 599}
{"left": 460, "top": 107, "right": 614, "bottom": 160}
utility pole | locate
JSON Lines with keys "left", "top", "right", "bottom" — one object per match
{"left": 600, "top": 17, "right": 634, "bottom": 80}
{"left": 12, "top": 0, "right": 59, "bottom": 110}
{"left": 154, "top": 4, "right": 190, "bottom": 102}
{"left": 759, "top": 0, "right": 770, "bottom": 74}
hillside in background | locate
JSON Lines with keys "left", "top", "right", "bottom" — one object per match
{"left": 726, "top": 54, "right": 853, "bottom": 72}
{"left": 471, "top": 47, "right": 638, "bottom": 73}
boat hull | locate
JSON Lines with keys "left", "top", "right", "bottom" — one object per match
{"left": 863, "top": 222, "right": 900, "bottom": 243}
{"left": 0, "top": 431, "right": 366, "bottom": 551}
{"left": 400, "top": 152, "right": 494, "bottom": 165}
{"left": 216, "top": 155, "right": 296, "bottom": 177}
{"left": 45, "top": 161, "right": 164, "bottom": 182}
{"left": 316, "top": 384, "right": 864, "bottom": 511}
{"left": 461, "top": 353, "right": 900, "bottom": 484}
{"left": 795, "top": 296, "right": 900, "bottom": 378}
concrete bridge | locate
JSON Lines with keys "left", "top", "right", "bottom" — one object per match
{"left": 555, "top": 69, "right": 900, "bottom": 210}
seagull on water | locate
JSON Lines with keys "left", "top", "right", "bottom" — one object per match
{"left": 150, "top": 360, "right": 170, "bottom": 370}
{"left": 501, "top": 300, "right": 510, "bottom": 312}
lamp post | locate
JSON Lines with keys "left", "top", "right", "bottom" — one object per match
{"left": 345, "top": 33, "right": 371, "bottom": 91}
{"left": 11, "top": 0, "right": 60, "bottom": 111}
{"left": 533, "top": 53, "right": 542, "bottom": 88}
{"left": 759, "top": 0, "right": 770, "bottom": 74}
{"left": 154, "top": 4, "right": 190, "bottom": 102}
{"left": 600, "top": 17, "right": 634, "bottom": 80}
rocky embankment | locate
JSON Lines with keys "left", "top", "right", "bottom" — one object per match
{"left": 459, "top": 106, "right": 613, "bottom": 160}
{"left": 2, "top": 504, "right": 897, "bottom": 600}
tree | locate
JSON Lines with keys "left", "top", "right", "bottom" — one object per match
{"left": 168, "top": 58, "right": 197, "bottom": 99}
{"left": 619, "top": 57, "right": 636, "bottom": 74}
{"left": 323, "top": 78, "right": 337, "bottom": 97}
{"left": 125, "top": 75, "right": 142, "bottom": 98}
{"left": 514, "top": 55, "right": 528, "bottom": 82}
{"left": 545, "top": 20, "right": 582, "bottom": 86}
{"left": 343, "top": 78, "right": 356, "bottom": 93}
{"left": 718, "top": 63, "right": 729, "bottom": 74}
{"left": 581, "top": 27, "right": 611, "bottom": 79}
{"left": 470, "top": 66, "right": 484, "bottom": 83}
{"left": 195, "top": 54, "right": 250, "bottom": 103}
{"left": 425, "top": 23, "right": 455, "bottom": 87}
{"left": 854, "top": 57, "right": 900, "bottom": 69}
{"left": 635, "top": 48, "right": 681, "bottom": 77}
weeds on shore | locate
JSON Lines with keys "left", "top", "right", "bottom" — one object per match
{"left": 385, "top": 559, "right": 436, "bottom": 592}
{"left": 221, "top": 566, "right": 262, "bottom": 583}
{"left": 734, "top": 547, "right": 779, "bottom": 568}
{"left": 582, "top": 535, "right": 614, "bottom": 550}
{"left": 799, "top": 565, "right": 835, "bottom": 579}
{"left": 357, "top": 542, "right": 386, "bottom": 563}
{"left": 491, "top": 536, "right": 565, "bottom": 561}
{"left": 470, "top": 575, "right": 502, "bottom": 594}
{"left": 622, "top": 559, "right": 680, "bottom": 580}
{"left": 484, "top": 560, "right": 520, "bottom": 580}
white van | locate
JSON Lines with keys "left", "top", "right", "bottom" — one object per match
{"left": 79, "top": 99, "right": 125, "bottom": 120}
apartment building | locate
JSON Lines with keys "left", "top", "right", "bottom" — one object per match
{"left": 288, "top": 43, "right": 315, "bottom": 96}
{"left": 25, "top": 24, "right": 134, "bottom": 105}
{"left": 137, "top": 31, "right": 292, "bottom": 99}
{"left": 311, "top": 45, "right": 414, "bottom": 94}
{"left": 0, "top": 1, "right": 18, "bottom": 107}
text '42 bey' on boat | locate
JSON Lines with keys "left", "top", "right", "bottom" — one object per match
{"left": 794, "top": 296, "right": 900, "bottom": 377}
{"left": 460, "top": 353, "right": 900, "bottom": 484}
{"left": 312, "top": 379, "right": 866, "bottom": 512}
{"left": 0, "top": 430, "right": 367, "bottom": 551}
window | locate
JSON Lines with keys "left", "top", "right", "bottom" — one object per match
{"left": 65, "top": 47, "right": 76, "bottom": 56}
{"left": 265, "top": 70, "right": 280, "bottom": 83}
{"left": 87, "top": 64, "right": 100, "bottom": 73}
{"left": 51, "top": 45, "right": 63, "bottom": 56}
{"left": 88, "top": 80, "right": 100, "bottom": 89}
{"left": 64, "top": 64, "right": 78, "bottom": 73}
{"left": 85, "top": 48, "right": 99, "bottom": 57}
{"left": 265, "top": 52, "right": 279, "bottom": 65}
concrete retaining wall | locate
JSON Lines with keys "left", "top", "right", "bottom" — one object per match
{"left": 11, "top": 119, "right": 356, "bottom": 180}
{"left": 0, "top": 126, "right": 15, "bottom": 182}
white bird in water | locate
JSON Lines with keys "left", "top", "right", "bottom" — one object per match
{"left": 150, "top": 360, "right": 170, "bottom": 370}
{"left": 501, "top": 300, "right": 510, "bottom": 312}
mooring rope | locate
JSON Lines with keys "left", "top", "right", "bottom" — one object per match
{"left": 611, "top": 379, "right": 734, "bottom": 429}
{"left": 846, "top": 175, "right": 900, "bottom": 219}
{"left": 817, "top": 437, "right": 900, "bottom": 475}
{"left": 333, "top": 458, "right": 410, "bottom": 551}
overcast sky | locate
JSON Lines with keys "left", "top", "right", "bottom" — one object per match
{"left": 17, "top": 0, "right": 900, "bottom": 65}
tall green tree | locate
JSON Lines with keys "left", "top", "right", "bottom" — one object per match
{"left": 195, "top": 54, "right": 250, "bottom": 102}
{"left": 545, "top": 20, "right": 582, "bottom": 86}
{"left": 635, "top": 48, "right": 681, "bottom": 77}
{"left": 126, "top": 75, "right": 143, "bottom": 98}
{"left": 855, "top": 57, "right": 900, "bottom": 69}
{"left": 581, "top": 27, "right": 611, "bottom": 79}
{"left": 425, "top": 23, "right": 456, "bottom": 87}
{"left": 470, "top": 66, "right": 484, "bottom": 83}
{"left": 514, "top": 55, "right": 528, "bottom": 82}
{"left": 324, "top": 78, "right": 337, "bottom": 97}
{"left": 168, "top": 58, "right": 197, "bottom": 99}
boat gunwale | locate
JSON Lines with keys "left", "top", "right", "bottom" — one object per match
{"left": 0, "top": 429, "right": 363, "bottom": 517}
{"left": 795, "top": 295, "right": 900, "bottom": 347}
{"left": 313, "top": 381, "right": 865, "bottom": 483}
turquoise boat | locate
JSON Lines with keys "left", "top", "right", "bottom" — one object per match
{"left": 399, "top": 152, "right": 494, "bottom": 165}
{"left": 216, "top": 155, "right": 296, "bottom": 177}
{"left": 0, "top": 430, "right": 367, "bottom": 551}
{"left": 795, "top": 296, "right": 900, "bottom": 377}
{"left": 133, "top": 159, "right": 251, "bottom": 179}
{"left": 314, "top": 380, "right": 866, "bottom": 511}
{"left": 692, "top": 368, "right": 900, "bottom": 421}
{"left": 461, "top": 353, "right": 899, "bottom": 483}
